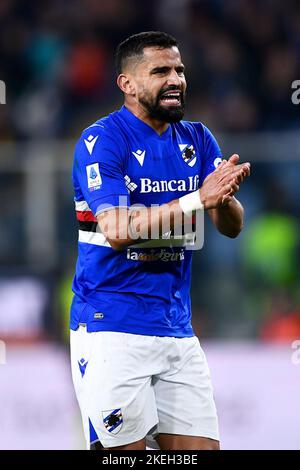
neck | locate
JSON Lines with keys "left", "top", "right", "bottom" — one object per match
{"left": 124, "top": 101, "right": 169, "bottom": 135}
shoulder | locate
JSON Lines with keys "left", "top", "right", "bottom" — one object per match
{"left": 80, "top": 110, "right": 125, "bottom": 145}
{"left": 75, "top": 110, "right": 126, "bottom": 158}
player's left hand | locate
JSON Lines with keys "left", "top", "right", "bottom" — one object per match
{"left": 215, "top": 154, "right": 250, "bottom": 205}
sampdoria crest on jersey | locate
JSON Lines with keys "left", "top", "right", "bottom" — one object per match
{"left": 102, "top": 409, "right": 123, "bottom": 434}
{"left": 179, "top": 144, "right": 197, "bottom": 167}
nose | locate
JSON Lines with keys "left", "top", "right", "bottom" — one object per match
{"left": 167, "top": 69, "right": 182, "bottom": 87}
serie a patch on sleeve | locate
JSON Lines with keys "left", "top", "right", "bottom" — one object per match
{"left": 86, "top": 163, "right": 102, "bottom": 191}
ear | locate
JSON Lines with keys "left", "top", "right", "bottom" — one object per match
{"left": 117, "top": 74, "right": 136, "bottom": 96}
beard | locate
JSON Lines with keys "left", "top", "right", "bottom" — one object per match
{"left": 138, "top": 86, "right": 186, "bottom": 123}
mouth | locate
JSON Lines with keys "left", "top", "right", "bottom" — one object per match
{"left": 159, "top": 90, "right": 182, "bottom": 107}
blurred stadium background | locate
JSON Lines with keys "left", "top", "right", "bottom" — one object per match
{"left": 1, "top": 0, "right": 300, "bottom": 450}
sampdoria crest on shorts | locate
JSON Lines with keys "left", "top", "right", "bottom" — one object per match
{"left": 102, "top": 408, "right": 123, "bottom": 434}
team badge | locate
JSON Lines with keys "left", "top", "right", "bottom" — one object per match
{"left": 102, "top": 409, "right": 123, "bottom": 434}
{"left": 86, "top": 163, "right": 102, "bottom": 191}
{"left": 179, "top": 144, "right": 197, "bottom": 167}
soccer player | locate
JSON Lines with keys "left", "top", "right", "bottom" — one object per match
{"left": 70, "top": 31, "right": 250, "bottom": 450}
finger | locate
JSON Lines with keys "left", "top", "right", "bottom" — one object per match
{"left": 236, "top": 170, "right": 247, "bottom": 183}
{"left": 242, "top": 162, "right": 251, "bottom": 173}
{"left": 238, "top": 168, "right": 250, "bottom": 182}
{"left": 223, "top": 183, "right": 232, "bottom": 194}
{"left": 222, "top": 162, "right": 248, "bottom": 175}
{"left": 218, "top": 164, "right": 248, "bottom": 182}
{"left": 215, "top": 155, "right": 238, "bottom": 173}
{"left": 219, "top": 160, "right": 250, "bottom": 178}
{"left": 222, "top": 194, "right": 233, "bottom": 206}
{"left": 217, "top": 162, "right": 250, "bottom": 189}
{"left": 228, "top": 154, "right": 240, "bottom": 165}
{"left": 217, "top": 165, "right": 241, "bottom": 181}
{"left": 230, "top": 182, "right": 240, "bottom": 193}
{"left": 231, "top": 164, "right": 250, "bottom": 179}
{"left": 243, "top": 164, "right": 251, "bottom": 177}
{"left": 235, "top": 173, "right": 244, "bottom": 184}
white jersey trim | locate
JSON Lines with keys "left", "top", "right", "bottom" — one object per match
{"left": 75, "top": 200, "right": 91, "bottom": 212}
{"left": 78, "top": 230, "right": 112, "bottom": 248}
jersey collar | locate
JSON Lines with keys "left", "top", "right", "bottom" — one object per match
{"left": 120, "top": 105, "right": 172, "bottom": 140}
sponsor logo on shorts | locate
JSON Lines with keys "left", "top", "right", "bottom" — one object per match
{"left": 102, "top": 409, "right": 123, "bottom": 434}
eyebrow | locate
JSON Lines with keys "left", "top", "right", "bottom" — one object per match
{"left": 150, "top": 65, "right": 185, "bottom": 74}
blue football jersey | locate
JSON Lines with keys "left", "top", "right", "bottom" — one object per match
{"left": 71, "top": 106, "right": 222, "bottom": 336}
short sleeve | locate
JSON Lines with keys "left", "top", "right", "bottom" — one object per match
{"left": 73, "top": 127, "right": 130, "bottom": 216}
{"left": 200, "top": 125, "right": 223, "bottom": 185}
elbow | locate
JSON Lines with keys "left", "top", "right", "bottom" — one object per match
{"left": 222, "top": 222, "right": 244, "bottom": 238}
{"left": 106, "top": 237, "right": 127, "bottom": 251}
{"left": 97, "top": 209, "right": 130, "bottom": 251}
{"left": 225, "top": 230, "right": 241, "bottom": 239}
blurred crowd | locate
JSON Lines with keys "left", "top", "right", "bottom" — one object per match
{"left": 0, "top": 0, "right": 300, "bottom": 139}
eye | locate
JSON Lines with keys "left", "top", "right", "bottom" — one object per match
{"left": 153, "top": 68, "right": 169, "bottom": 75}
{"left": 151, "top": 66, "right": 171, "bottom": 76}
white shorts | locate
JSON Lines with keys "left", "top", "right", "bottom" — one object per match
{"left": 70, "top": 327, "right": 219, "bottom": 449}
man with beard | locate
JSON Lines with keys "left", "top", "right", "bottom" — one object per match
{"left": 70, "top": 31, "right": 250, "bottom": 450}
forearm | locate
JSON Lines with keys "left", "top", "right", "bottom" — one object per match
{"left": 127, "top": 199, "right": 185, "bottom": 246}
{"left": 98, "top": 199, "right": 189, "bottom": 250}
{"left": 208, "top": 197, "right": 244, "bottom": 238}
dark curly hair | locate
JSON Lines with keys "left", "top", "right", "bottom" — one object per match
{"left": 115, "top": 31, "right": 178, "bottom": 75}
